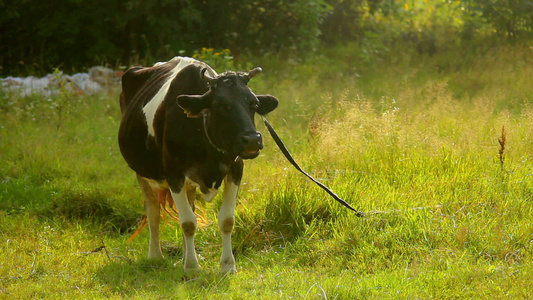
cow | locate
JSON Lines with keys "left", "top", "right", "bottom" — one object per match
{"left": 118, "top": 56, "right": 278, "bottom": 273}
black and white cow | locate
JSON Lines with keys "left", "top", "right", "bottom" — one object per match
{"left": 118, "top": 57, "right": 278, "bottom": 273}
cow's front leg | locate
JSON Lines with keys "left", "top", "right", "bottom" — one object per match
{"left": 171, "top": 188, "right": 200, "bottom": 270}
{"left": 219, "top": 178, "right": 239, "bottom": 273}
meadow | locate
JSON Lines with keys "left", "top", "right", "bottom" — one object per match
{"left": 1, "top": 42, "right": 532, "bottom": 299}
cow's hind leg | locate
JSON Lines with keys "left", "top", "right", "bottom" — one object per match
{"left": 187, "top": 188, "right": 196, "bottom": 212}
{"left": 219, "top": 178, "right": 239, "bottom": 273}
{"left": 171, "top": 188, "right": 200, "bottom": 270}
{"left": 137, "top": 174, "right": 163, "bottom": 259}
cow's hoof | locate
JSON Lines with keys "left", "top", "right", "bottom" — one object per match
{"left": 181, "top": 261, "right": 201, "bottom": 272}
{"left": 220, "top": 265, "right": 237, "bottom": 274}
{"left": 147, "top": 252, "right": 164, "bottom": 260}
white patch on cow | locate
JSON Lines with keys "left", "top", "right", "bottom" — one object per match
{"left": 142, "top": 56, "right": 217, "bottom": 136}
{"left": 202, "top": 186, "right": 219, "bottom": 202}
{"left": 185, "top": 177, "right": 219, "bottom": 202}
{"left": 171, "top": 187, "right": 200, "bottom": 270}
{"left": 218, "top": 179, "right": 239, "bottom": 273}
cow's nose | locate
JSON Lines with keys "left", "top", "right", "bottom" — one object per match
{"left": 242, "top": 132, "right": 263, "bottom": 150}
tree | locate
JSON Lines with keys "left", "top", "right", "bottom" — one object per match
{"left": 464, "top": 0, "right": 533, "bottom": 37}
{"left": 0, "top": 0, "right": 332, "bottom": 76}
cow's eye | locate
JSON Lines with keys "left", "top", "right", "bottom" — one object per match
{"left": 251, "top": 102, "right": 259, "bottom": 110}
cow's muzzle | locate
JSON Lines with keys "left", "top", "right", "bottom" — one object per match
{"left": 239, "top": 132, "right": 263, "bottom": 159}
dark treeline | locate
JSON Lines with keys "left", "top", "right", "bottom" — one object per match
{"left": 1, "top": 0, "right": 532, "bottom": 76}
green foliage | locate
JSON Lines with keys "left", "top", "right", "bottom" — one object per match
{"left": 0, "top": 0, "right": 125, "bottom": 74}
{"left": 354, "top": 0, "right": 468, "bottom": 64}
{"left": 464, "top": 0, "right": 533, "bottom": 37}
{"left": 5, "top": 0, "right": 533, "bottom": 77}
{"left": 0, "top": 0, "right": 332, "bottom": 76}
{"left": 192, "top": 48, "right": 236, "bottom": 72}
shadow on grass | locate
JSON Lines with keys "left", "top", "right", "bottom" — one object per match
{"left": 41, "top": 189, "right": 142, "bottom": 233}
{"left": 94, "top": 255, "right": 233, "bottom": 297}
{"left": 1, "top": 177, "right": 142, "bottom": 234}
{"left": 0, "top": 177, "right": 53, "bottom": 213}
{"left": 0, "top": 173, "right": 142, "bottom": 233}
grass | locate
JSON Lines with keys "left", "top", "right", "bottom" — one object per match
{"left": 1, "top": 41, "right": 533, "bottom": 299}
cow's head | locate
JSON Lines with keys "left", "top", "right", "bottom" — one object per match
{"left": 177, "top": 67, "right": 278, "bottom": 159}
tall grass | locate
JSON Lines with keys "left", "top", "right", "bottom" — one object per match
{"left": 1, "top": 42, "right": 533, "bottom": 298}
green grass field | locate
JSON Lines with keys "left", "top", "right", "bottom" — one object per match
{"left": 1, "top": 43, "right": 532, "bottom": 299}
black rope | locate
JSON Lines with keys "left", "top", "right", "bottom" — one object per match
{"left": 262, "top": 116, "right": 365, "bottom": 217}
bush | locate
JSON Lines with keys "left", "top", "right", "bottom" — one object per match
{"left": 464, "top": 0, "right": 533, "bottom": 38}
{"left": 0, "top": 0, "right": 332, "bottom": 76}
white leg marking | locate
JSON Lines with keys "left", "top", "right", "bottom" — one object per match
{"left": 219, "top": 179, "right": 239, "bottom": 273}
{"left": 146, "top": 191, "right": 163, "bottom": 259}
{"left": 171, "top": 188, "right": 200, "bottom": 270}
{"left": 186, "top": 177, "right": 219, "bottom": 202}
{"left": 202, "top": 187, "right": 220, "bottom": 202}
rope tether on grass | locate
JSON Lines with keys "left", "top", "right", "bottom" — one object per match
{"left": 262, "top": 115, "right": 365, "bottom": 217}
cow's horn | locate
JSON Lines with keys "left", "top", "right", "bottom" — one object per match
{"left": 247, "top": 67, "right": 262, "bottom": 79}
{"left": 201, "top": 68, "right": 216, "bottom": 83}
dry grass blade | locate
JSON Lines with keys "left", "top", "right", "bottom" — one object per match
{"left": 498, "top": 125, "right": 506, "bottom": 169}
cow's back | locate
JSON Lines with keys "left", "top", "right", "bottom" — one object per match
{"left": 118, "top": 57, "right": 215, "bottom": 181}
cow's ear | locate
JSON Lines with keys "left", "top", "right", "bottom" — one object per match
{"left": 256, "top": 95, "right": 278, "bottom": 115}
{"left": 177, "top": 95, "right": 210, "bottom": 118}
